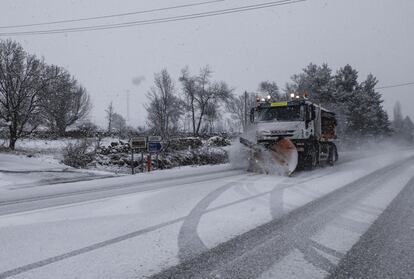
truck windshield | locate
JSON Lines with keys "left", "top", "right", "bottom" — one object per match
{"left": 257, "top": 105, "right": 302, "bottom": 122}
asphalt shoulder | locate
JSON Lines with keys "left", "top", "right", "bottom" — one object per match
{"left": 329, "top": 176, "right": 414, "bottom": 279}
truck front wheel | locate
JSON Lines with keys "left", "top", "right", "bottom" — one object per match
{"left": 304, "top": 144, "right": 318, "bottom": 170}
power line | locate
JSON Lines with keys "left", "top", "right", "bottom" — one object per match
{"left": 376, "top": 81, "right": 414, "bottom": 90}
{"left": 0, "top": 0, "right": 307, "bottom": 36}
{"left": 0, "top": 0, "right": 301, "bottom": 35}
{"left": 0, "top": 0, "right": 225, "bottom": 29}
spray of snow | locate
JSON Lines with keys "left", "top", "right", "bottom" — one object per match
{"left": 339, "top": 137, "right": 414, "bottom": 161}
{"left": 228, "top": 140, "right": 250, "bottom": 170}
{"left": 228, "top": 126, "right": 257, "bottom": 170}
{"left": 228, "top": 126, "right": 289, "bottom": 176}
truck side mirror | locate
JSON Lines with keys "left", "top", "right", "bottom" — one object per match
{"left": 311, "top": 106, "right": 316, "bottom": 120}
{"left": 304, "top": 109, "right": 308, "bottom": 129}
{"left": 250, "top": 108, "right": 255, "bottom": 123}
{"left": 305, "top": 106, "right": 313, "bottom": 122}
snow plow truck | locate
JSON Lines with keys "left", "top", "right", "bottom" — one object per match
{"left": 240, "top": 95, "right": 338, "bottom": 175}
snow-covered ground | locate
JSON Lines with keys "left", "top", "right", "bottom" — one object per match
{"left": 1, "top": 137, "right": 229, "bottom": 174}
{"left": 0, "top": 145, "right": 414, "bottom": 278}
{"left": 0, "top": 153, "right": 116, "bottom": 192}
{"left": 0, "top": 137, "right": 121, "bottom": 158}
{"left": 1, "top": 137, "right": 135, "bottom": 175}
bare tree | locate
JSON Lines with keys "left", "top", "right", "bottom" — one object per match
{"left": 179, "top": 65, "right": 233, "bottom": 136}
{"left": 41, "top": 65, "right": 91, "bottom": 136}
{"left": 145, "top": 69, "right": 183, "bottom": 139}
{"left": 203, "top": 102, "right": 221, "bottom": 134}
{"left": 105, "top": 101, "right": 115, "bottom": 133}
{"left": 111, "top": 112, "right": 126, "bottom": 136}
{"left": 226, "top": 92, "right": 257, "bottom": 131}
{"left": 258, "top": 81, "right": 281, "bottom": 100}
{"left": 0, "top": 40, "right": 46, "bottom": 149}
{"left": 179, "top": 66, "right": 197, "bottom": 135}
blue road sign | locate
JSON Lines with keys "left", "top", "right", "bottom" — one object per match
{"left": 148, "top": 142, "right": 162, "bottom": 153}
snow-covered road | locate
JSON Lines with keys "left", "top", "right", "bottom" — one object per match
{"left": 1, "top": 148, "right": 414, "bottom": 278}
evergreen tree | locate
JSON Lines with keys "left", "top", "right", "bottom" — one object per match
{"left": 286, "top": 63, "right": 334, "bottom": 106}
{"left": 403, "top": 116, "right": 414, "bottom": 131}
{"left": 333, "top": 65, "right": 359, "bottom": 105}
{"left": 332, "top": 65, "right": 360, "bottom": 136}
{"left": 392, "top": 101, "right": 404, "bottom": 130}
{"left": 402, "top": 116, "right": 414, "bottom": 142}
{"left": 334, "top": 69, "right": 390, "bottom": 137}
{"left": 391, "top": 102, "right": 414, "bottom": 142}
{"left": 287, "top": 63, "right": 391, "bottom": 140}
{"left": 356, "top": 74, "right": 390, "bottom": 136}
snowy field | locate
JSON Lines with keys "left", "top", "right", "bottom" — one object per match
{"left": 0, "top": 137, "right": 133, "bottom": 175}
{"left": 0, "top": 144, "right": 413, "bottom": 278}
{"left": 0, "top": 152, "right": 117, "bottom": 192}
{"left": 0, "top": 137, "right": 120, "bottom": 156}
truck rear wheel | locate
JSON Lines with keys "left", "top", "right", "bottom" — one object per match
{"left": 327, "top": 144, "right": 338, "bottom": 166}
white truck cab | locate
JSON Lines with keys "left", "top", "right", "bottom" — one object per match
{"left": 250, "top": 99, "right": 338, "bottom": 170}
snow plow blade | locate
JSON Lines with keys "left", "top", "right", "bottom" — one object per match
{"left": 240, "top": 137, "right": 298, "bottom": 176}
{"left": 269, "top": 138, "right": 298, "bottom": 175}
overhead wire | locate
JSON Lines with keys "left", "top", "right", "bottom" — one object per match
{"left": 0, "top": 0, "right": 225, "bottom": 29}
{"left": 376, "top": 82, "right": 414, "bottom": 90}
{"left": 0, "top": 0, "right": 307, "bottom": 36}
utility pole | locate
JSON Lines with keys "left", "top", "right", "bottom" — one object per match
{"left": 126, "top": 90, "right": 130, "bottom": 124}
{"left": 244, "top": 91, "right": 248, "bottom": 131}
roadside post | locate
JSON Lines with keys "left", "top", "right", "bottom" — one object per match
{"left": 147, "top": 136, "right": 162, "bottom": 170}
{"left": 129, "top": 137, "right": 147, "bottom": 174}
{"left": 131, "top": 148, "right": 134, "bottom": 174}
{"left": 146, "top": 154, "right": 152, "bottom": 172}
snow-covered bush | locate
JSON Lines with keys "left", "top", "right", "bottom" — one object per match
{"left": 167, "top": 137, "right": 202, "bottom": 151}
{"left": 62, "top": 140, "right": 95, "bottom": 168}
{"left": 207, "top": 136, "right": 231, "bottom": 147}
{"left": 97, "top": 140, "right": 130, "bottom": 155}
{"left": 91, "top": 137, "right": 229, "bottom": 173}
{"left": 157, "top": 146, "right": 228, "bottom": 169}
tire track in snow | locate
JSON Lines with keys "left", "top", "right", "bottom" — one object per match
{"left": 176, "top": 155, "right": 392, "bottom": 265}
{"left": 150, "top": 156, "right": 414, "bottom": 279}
{"left": 8, "top": 174, "right": 115, "bottom": 190}
{"left": 177, "top": 175, "right": 260, "bottom": 262}
{"left": 0, "top": 169, "right": 75, "bottom": 174}
{"left": 0, "top": 175, "right": 266, "bottom": 278}
{"left": 2, "top": 156, "right": 411, "bottom": 278}
{"left": 0, "top": 147, "right": 382, "bottom": 213}
{"left": 0, "top": 170, "right": 243, "bottom": 214}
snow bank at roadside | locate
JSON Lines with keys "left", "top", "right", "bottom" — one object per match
{"left": 0, "top": 153, "right": 115, "bottom": 190}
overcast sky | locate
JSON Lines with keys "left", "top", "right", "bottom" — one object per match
{"left": 1, "top": 0, "right": 414, "bottom": 128}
